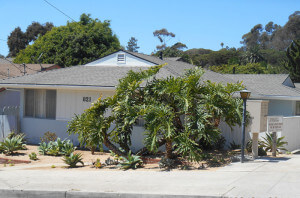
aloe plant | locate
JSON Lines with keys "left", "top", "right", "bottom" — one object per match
{"left": 119, "top": 151, "right": 143, "bottom": 170}
{"left": 38, "top": 138, "right": 76, "bottom": 156}
{"left": 0, "top": 136, "right": 26, "bottom": 155}
{"left": 47, "top": 141, "right": 60, "bottom": 156}
{"left": 61, "top": 141, "right": 76, "bottom": 156}
{"left": 63, "top": 153, "right": 84, "bottom": 168}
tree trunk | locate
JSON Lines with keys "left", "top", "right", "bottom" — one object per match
{"left": 103, "top": 135, "right": 127, "bottom": 157}
{"left": 91, "top": 146, "right": 95, "bottom": 155}
{"left": 136, "top": 138, "right": 166, "bottom": 156}
{"left": 165, "top": 139, "right": 173, "bottom": 159}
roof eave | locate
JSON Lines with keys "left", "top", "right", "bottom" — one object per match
{"left": 0, "top": 84, "right": 116, "bottom": 91}
{"left": 253, "top": 95, "right": 300, "bottom": 101}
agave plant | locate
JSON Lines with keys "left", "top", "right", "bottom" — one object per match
{"left": 63, "top": 153, "right": 84, "bottom": 168}
{"left": 61, "top": 141, "right": 76, "bottom": 156}
{"left": 38, "top": 142, "right": 50, "bottom": 155}
{"left": 0, "top": 136, "right": 25, "bottom": 155}
{"left": 262, "top": 133, "right": 288, "bottom": 152}
{"left": 119, "top": 151, "right": 143, "bottom": 170}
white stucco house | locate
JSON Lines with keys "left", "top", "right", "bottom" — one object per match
{"left": 1, "top": 50, "right": 300, "bottom": 151}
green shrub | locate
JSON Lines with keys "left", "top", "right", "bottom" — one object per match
{"left": 38, "top": 138, "right": 76, "bottom": 156}
{"left": 7, "top": 132, "right": 27, "bottom": 145}
{"left": 29, "top": 152, "right": 38, "bottom": 160}
{"left": 119, "top": 151, "right": 143, "bottom": 170}
{"left": 262, "top": 133, "right": 288, "bottom": 152}
{"left": 40, "top": 131, "right": 57, "bottom": 143}
{"left": 63, "top": 153, "right": 84, "bottom": 168}
{"left": 0, "top": 136, "right": 26, "bottom": 155}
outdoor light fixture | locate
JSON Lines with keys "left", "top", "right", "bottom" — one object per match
{"left": 240, "top": 89, "right": 251, "bottom": 100}
{"left": 240, "top": 89, "right": 251, "bottom": 163}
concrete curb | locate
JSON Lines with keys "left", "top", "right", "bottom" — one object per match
{"left": 0, "top": 189, "right": 223, "bottom": 198}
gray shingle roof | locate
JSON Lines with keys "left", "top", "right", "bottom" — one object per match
{"left": 1, "top": 50, "right": 299, "bottom": 98}
{"left": 224, "top": 74, "right": 300, "bottom": 97}
{"left": 0, "top": 50, "right": 234, "bottom": 88}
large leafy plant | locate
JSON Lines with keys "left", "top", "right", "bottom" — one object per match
{"left": 262, "top": 133, "right": 288, "bottom": 152}
{"left": 68, "top": 65, "right": 243, "bottom": 162}
{"left": 0, "top": 136, "right": 26, "bottom": 155}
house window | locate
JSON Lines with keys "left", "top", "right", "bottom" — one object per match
{"left": 117, "top": 54, "right": 126, "bottom": 63}
{"left": 25, "top": 89, "right": 56, "bottom": 119}
{"left": 296, "top": 101, "right": 300, "bottom": 115}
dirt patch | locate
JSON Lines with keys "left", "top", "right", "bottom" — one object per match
{"left": 0, "top": 157, "right": 31, "bottom": 164}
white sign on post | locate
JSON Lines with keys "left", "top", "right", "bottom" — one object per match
{"left": 267, "top": 116, "right": 283, "bottom": 132}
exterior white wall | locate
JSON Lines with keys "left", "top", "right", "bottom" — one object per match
{"left": 85, "top": 51, "right": 156, "bottom": 67}
{"left": 56, "top": 90, "right": 114, "bottom": 120}
{"left": 21, "top": 117, "right": 78, "bottom": 145}
{"left": 219, "top": 121, "right": 248, "bottom": 148}
{"left": 20, "top": 89, "right": 115, "bottom": 145}
{"left": 281, "top": 116, "right": 300, "bottom": 151}
{"left": 268, "top": 100, "right": 295, "bottom": 116}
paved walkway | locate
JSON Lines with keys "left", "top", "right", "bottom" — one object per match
{"left": 0, "top": 155, "right": 300, "bottom": 198}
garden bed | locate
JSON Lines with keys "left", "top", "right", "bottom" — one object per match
{"left": 0, "top": 145, "right": 236, "bottom": 171}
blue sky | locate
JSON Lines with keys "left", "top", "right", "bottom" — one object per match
{"left": 0, "top": 0, "right": 298, "bottom": 56}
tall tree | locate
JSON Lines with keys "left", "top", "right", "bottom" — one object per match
{"left": 240, "top": 24, "right": 263, "bottom": 50}
{"left": 14, "top": 13, "right": 120, "bottom": 66}
{"left": 126, "top": 37, "right": 139, "bottom": 52}
{"left": 7, "top": 27, "right": 27, "bottom": 57}
{"left": 26, "top": 22, "right": 54, "bottom": 43}
{"left": 153, "top": 28, "right": 175, "bottom": 51}
{"left": 284, "top": 40, "right": 300, "bottom": 82}
{"left": 7, "top": 22, "right": 53, "bottom": 57}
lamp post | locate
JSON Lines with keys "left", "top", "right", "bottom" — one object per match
{"left": 240, "top": 89, "right": 251, "bottom": 163}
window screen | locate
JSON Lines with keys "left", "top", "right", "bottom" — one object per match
{"left": 296, "top": 101, "right": 300, "bottom": 115}
{"left": 46, "top": 90, "right": 56, "bottom": 119}
{"left": 25, "top": 89, "right": 34, "bottom": 117}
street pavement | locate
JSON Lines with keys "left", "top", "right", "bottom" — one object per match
{"left": 0, "top": 155, "right": 300, "bottom": 198}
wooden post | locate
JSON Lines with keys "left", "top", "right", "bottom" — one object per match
{"left": 252, "top": 133, "right": 259, "bottom": 159}
{"left": 272, "top": 132, "right": 277, "bottom": 157}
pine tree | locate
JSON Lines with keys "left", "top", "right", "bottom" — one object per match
{"left": 284, "top": 40, "right": 300, "bottom": 82}
{"left": 126, "top": 37, "right": 139, "bottom": 52}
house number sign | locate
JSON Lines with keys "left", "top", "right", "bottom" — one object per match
{"left": 83, "top": 97, "right": 91, "bottom": 102}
